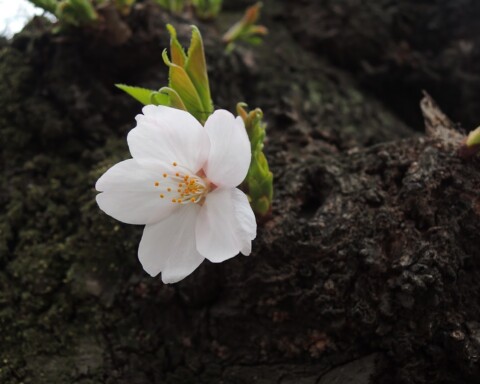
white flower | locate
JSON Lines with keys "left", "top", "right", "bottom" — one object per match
{"left": 96, "top": 106, "right": 257, "bottom": 283}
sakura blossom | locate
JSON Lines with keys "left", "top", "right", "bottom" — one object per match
{"left": 96, "top": 106, "right": 257, "bottom": 283}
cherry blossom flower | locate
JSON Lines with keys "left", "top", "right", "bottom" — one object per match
{"left": 96, "top": 106, "right": 257, "bottom": 283}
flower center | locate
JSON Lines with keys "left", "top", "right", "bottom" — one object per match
{"left": 154, "top": 162, "right": 209, "bottom": 204}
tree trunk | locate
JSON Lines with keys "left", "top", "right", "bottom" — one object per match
{"left": 0, "top": 1, "right": 479, "bottom": 383}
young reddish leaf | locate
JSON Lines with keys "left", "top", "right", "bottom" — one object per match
{"left": 166, "top": 24, "right": 187, "bottom": 67}
{"left": 162, "top": 49, "right": 205, "bottom": 123}
{"left": 185, "top": 26, "right": 213, "bottom": 119}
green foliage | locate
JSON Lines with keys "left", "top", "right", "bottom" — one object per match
{"left": 191, "top": 0, "right": 223, "bottom": 20}
{"left": 29, "top": 0, "right": 58, "bottom": 14}
{"left": 237, "top": 103, "right": 273, "bottom": 216}
{"left": 223, "top": 2, "right": 268, "bottom": 53}
{"left": 152, "top": 0, "right": 222, "bottom": 19}
{"left": 459, "top": 126, "right": 480, "bottom": 158}
{"left": 153, "top": 0, "right": 186, "bottom": 14}
{"left": 466, "top": 126, "right": 480, "bottom": 147}
{"left": 56, "top": 0, "right": 98, "bottom": 27}
{"left": 114, "top": 0, "right": 136, "bottom": 15}
{"left": 118, "top": 24, "right": 213, "bottom": 124}
{"left": 181, "top": 25, "right": 213, "bottom": 119}
{"left": 157, "top": 87, "right": 187, "bottom": 110}
{"left": 115, "top": 85, "right": 169, "bottom": 106}
{"left": 30, "top": 0, "right": 223, "bottom": 25}
{"left": 161, "top": 50, "right": 203, "bottom": 119}
{"left": 28, "top": 0, "right": 137, "bottom": 27}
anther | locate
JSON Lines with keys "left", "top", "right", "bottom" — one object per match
{"left": 154, "top": 182, "right": 159, "bottom": 187}
{"left": 163, "top": 173, "right": 167, "bottom": 178}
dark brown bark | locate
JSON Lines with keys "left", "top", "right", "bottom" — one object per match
{"left": 0, "top": 1, "right": 479, "bottom": 383}
{"left": 285, "top": 0, "right": 480, "bottom": 131}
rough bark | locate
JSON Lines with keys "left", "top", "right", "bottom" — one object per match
{"left": 0, "top": 1, "right": 479, "bottom": 383}
{"left": 286, "top": 0, "right": 480, "bottom": 130}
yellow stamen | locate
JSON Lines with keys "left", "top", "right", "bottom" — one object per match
{"left": 160, "top": 172, "right": 208, "bottom": 205}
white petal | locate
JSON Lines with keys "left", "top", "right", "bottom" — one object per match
{"left": 195, "top": 188, "right": 257, "bottom": 263}
{"left": 95, "top": 159, "right": 181, "bottom": 224}
{"left": 240, "top": 242, "right": 252, "bottom": 256}
{"left": 128, "top": 105, "right": 210, "bottom": 173}
{"left": 204, "top": 110, "right": 251, "bottom": 188}
{"left": 96, "top": 191, "right": 178, "bottom": 225}
{"left": 232, "top": 188, "right": 257, "bottom": 256}
{"left": 138, "top": 204, "right": 205, "bottom": 283}
{"left": 96, "top": 159, "right": 170, "bottom": 192}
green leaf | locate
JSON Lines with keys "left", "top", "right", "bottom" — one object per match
{"left": 28, "top": 0, "right": 57, "bottom": 14}
{"left": 172, "top": 0, "right": 185, "bottom": 12}
{"left": 222, "top": 2, "right": 267, "bottom": 52}
{"left": 185, "top": 26, "right": 213, "bottom": 120}
{"left": 158, "top": 87, "right": 187, "bottom": 111}
{"left": 191, "top": 0, "right": 223, "bottom": 19}
{"left": 69, "top": 0, "right": 98, "bottom": 21}
{"left": 162, "top": 49, "right": 205, "bottom": 123}
{"left": 150, "top": 91, "right": 170, "bottom": 106}
{"left": 153, "top": 0, "right": 169, "bottom": 8}
{"left": 237, "top": 103, "right": 273, "bottom": 216}
{"left": 114, "top": 0, "right": 136, "bottom": 15}
{"left": 115, "top": 84, "right": 157, "bottom": 105}
{"left": 245, "top": 36, "right": 263, "bottom": 46}
{"left": 57, "top": 0, "right": 98, "bottom": 26}
{"left": 153, "top": 0, "right": 185, "bottom": 13}
{"left": 252, "top": 196, "right": 270, "bottom": 216}
{"left": 466, "top": 126, "right": 480, "bottom": 147}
